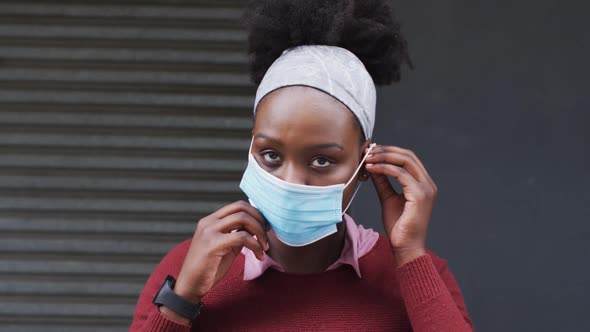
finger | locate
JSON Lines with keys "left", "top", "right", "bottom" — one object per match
{"left": 369, "top": 172, "right": 400, "bottom": 203}
{"left": 365, "top": 162, "right": 420, "bottom": 191}
{"left": 366, "top": 146, "right": 430, "bottom": 184}
{"left": 211, "top": 200, "right": 267, "bottom": 229}
{"left": 221, "top": 230, "right": 265, "bottom": 261}
{"left": 378, "top": 146, "right": 436, "bottom": 187}
{"left": 215, "top": 211, "right": 269, "bottom": 251}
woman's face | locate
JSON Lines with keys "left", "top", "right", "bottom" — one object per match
{"left": 252, "top": 86, "right": 370, "bottom": 210}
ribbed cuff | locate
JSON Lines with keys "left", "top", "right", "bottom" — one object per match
{"left": 397, "top": 254, "right": 447, "bottom": 309}
{"left": 142, "top": 310, "right": 192, "bottom": 332}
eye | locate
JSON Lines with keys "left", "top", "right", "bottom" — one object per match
{"left": 262, "top": 151, "right": 281, "bottom": 163}
{"left": 310, "top": 157, "right": 333, "bottom": 168}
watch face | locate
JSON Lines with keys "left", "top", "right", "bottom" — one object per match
{"left": 153, "top": 281, "right": 164, "bottom": 305}
{"left": 165, "top": 275, "right": 176, "bottom": 288}
{"left": 153, "top": 275, "right": 174, "bottom": 305}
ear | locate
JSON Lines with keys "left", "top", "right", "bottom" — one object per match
{"left": 361, "top": 139, "right": 373, "bottom": 155}
{"left": 358, "top": 169, "right": 370, "bottom": 182}
{"left": 357, "top": 139, "right": 373, "bottom": 182}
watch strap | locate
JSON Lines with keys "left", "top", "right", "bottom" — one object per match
{"left": 153, "top": 275, "right": 203, "bottom": 321}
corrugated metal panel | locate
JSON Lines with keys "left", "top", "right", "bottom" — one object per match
{"left": 0, "top": 1, "right": 251, "bottom": 330}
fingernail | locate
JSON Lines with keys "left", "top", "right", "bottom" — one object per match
{"left": 366, "top": 163, "right": 374, "bottom": 167}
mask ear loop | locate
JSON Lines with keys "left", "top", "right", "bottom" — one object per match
{"left": 247, "top": 137, "right": 254, "bottom": 155}
{"left": 342, "top": 143, "right": 377, "bottom": 215}
{"left": 245, "top": 138, "right": 259, "bottom": 209}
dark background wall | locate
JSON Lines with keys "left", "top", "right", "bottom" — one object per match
{"left": 352, "top": 1, "right": 589, "bottom": 331}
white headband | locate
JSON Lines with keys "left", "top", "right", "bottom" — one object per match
{"left": 254, "top": 45, "right": 376, "bottom": 139}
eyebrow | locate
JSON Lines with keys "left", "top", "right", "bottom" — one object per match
{"left": 253, "top": 133, "right": 283, "bottom": 146}
{"left": 307, "top": 143, "right": 344, "bottom": 151}
{"left": 253, "top": 133, "right": 344, "bottom": 151}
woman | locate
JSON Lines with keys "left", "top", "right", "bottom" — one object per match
{"left": 131, "top": 0, "right": 473, "bottom": 331}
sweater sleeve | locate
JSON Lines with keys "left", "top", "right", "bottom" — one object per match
{"left": 396, "top": 250, "right": 474, "bottom": 331}
{"left": 129, "top": 239, "right": 197, "bottom": 332}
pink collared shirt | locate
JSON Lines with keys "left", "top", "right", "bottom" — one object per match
{"left": 241, "top": 214, "right": 380, "bottom": 280}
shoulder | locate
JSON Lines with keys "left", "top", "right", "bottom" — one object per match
{"left": 365, "top": 233, "right": 450, "bottom": 271}
{"left": 145, "top": 238, "right": 193, "bottom": 281}
{"left": 162, "top": 238, "right": 193, "bottom": 272}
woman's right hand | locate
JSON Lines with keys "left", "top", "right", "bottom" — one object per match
{"left": 172, "top": 200, "right": 269, "bottom": 303}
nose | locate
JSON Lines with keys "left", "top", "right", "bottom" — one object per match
{"left": 278, "top": 162, "right": 306, "bottom": 185}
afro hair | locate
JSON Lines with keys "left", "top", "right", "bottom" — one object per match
{"left": 243, "top": 0, "right": 414, "bottom": 86}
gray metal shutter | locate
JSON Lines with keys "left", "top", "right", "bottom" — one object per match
{"left": 0, "top": 1, "right": 251, "bottom": 331}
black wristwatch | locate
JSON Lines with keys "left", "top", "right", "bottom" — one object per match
{"left": 153, "top": 275, "right": 203, "bottom": 321}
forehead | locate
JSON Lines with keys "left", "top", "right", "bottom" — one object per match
{"left": 253, "top": 86, "right": 361, "bottom": 144}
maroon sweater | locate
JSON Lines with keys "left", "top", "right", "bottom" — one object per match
{"left": 131, "top": 235, "right": 473, "bottom": 331}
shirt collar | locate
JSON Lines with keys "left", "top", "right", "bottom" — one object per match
{"left": 241, "top": 214, "right": 379, "bottom": 280}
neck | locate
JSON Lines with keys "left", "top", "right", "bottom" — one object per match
{"left": 265, "top": 220, "right": 347, "bottom": 274}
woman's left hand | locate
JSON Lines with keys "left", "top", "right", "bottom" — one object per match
{"left": 364, "top": 144, "right": 438, "bottom": 267}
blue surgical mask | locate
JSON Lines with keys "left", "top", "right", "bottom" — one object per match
{"left": 239, "top": 141, "right": 376, "bottom": 247}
